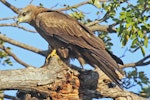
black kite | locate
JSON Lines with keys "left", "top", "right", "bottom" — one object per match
{"left": 17, "top": 5, "right": 123, "bottom": 86}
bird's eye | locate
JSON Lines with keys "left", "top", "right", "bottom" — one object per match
{"left": 22, "top": 12, "right": 26, "bottom": 16}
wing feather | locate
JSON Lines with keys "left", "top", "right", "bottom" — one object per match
{"left": 36, "top": 11, "right": 105, "bottom": 50}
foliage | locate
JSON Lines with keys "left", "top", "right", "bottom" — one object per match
{"left": 0, "top": 40, "right": 12, "bottom": 66}
{"left": 125, "top": 68, "right": 149, "bottom": 88}
{"left": 140, "top": 86, "right": 150, "bottom": 98}
{"left": 117, "top": 0, "right": 150, "bottom": 56}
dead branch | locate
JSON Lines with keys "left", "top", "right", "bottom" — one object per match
{"left": 89, "top": 24, "right": 117, "bottom": 33}
{"left": 29, "top": 0, "right": 34, "bottom": 4}
{"left": 0, "top": 94, "right": 19, "bottom": 100}
{"left": 80, "top": 68, "right": 148, "bottom": 100}
{"left": 0, "top": 56, "right": 80, "bottom": 100}
{"left": 0, "top": 23, "right": 37, "bottom": 33}
{"left": 57, "top": 1, "right": 89, "bottom": 11}
{"left": 57, "top": 0, "right": 108, "bottom": 11}
{"left": 0, "top": 33, "right": 47, "bottom": 56}
{"left": 0, "top": 16, "right": 16, "bottom": 21}
{"left": 120, "top": 55, "right": 150, "bottom": 69}
{"left": 0, "top": 0, "right": 19, "bottom": 14}
{"left": 0, "top": 44, "right": 34, "bottom": 68}
{"left": 0, "top": 56, "right": 148, "bottom": 100}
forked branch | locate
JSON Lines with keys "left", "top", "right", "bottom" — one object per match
{"left": 120, "top": 55, "right": 150, "bottom": 69}
{"left": 0, "top": 44, "right": 34, "bottom": 68}
{"left": 0, "top": 0, "right": 19, "bottom": 14}
{"left": 0, "top": 33, "right": 47, "bottom": 56}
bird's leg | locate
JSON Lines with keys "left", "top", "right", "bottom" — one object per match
{"left": 45, "top": 49, "right": 59, "bottom": 64}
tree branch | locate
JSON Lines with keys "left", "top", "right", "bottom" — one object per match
{"left": 86, "top": 10, "right": 110, "bottom": 26}
{"left": 0, "top": 16, "right": 16, "bottom": 21}
{"left": 0, "top": 33, "right": 47, "bottom": 56}
{"left": 120, "top": 55, "right": 150, "bottom": 69}
{"left": 57, "top": 1, "right": 89, "bottom": 11}
{"left": 57, "top": 0, "right": 109, "bottom": 11}
{"left": 0, "top": 56, "right": 148, "bottom": 100}
{"left": 88, "top": 24, "right": 117, "bottom": 33}
{"left": 0, "top": 57, "right": 58, "bottom": 90}
{"left": 0, "top": 94, "right": 19, "bottom": 100}
{"left": 74, "top": 65, "right": 148, "bottom": 100}
{"left": 0, "top": 44, "right": 34, "bottom": 68}
{"left": 86, "top": 20, "right": 101, "bottom": 27}
{"left": 0, "top": 0, "right": 19, "bottom": 14}
{"left": 0, "top": 56, "right": 80, "bottom": 100}
{"left": 0, "top": 23, "right": 37, "bottom": 33}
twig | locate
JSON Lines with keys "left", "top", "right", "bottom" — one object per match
{"left": 86, "top": 12, "right": 113, "bottom": 30}
{"left": 57, "top": 1, "right": 89, "bottom": 11}
{"left": 99, "top": 11, "right": 110, "bottom": 22}
{"left": 0, "top": 16, "right": 16, "bottom": 21}
{"left": 29, "top": 0, "right": 34, "bottom": 4}
{"left": 86, "top": 11, "right": 110, "bottom": 27}
{"left": 0, "top": 33, "right": 47, "bottom": 56}
{"left": 0, "top": 23, "right": 37, "bottom": 33}
{"left": 0, "top": 93, "right": 19, "bottom": 100}
{"left": 120, "top": 55, "right": 150, "bottom": 69}
{"left": 86, "top": 12, "right": 115, "bottom": 27}
{"left": 0, "top": 44, "right": 34, "bottom": 68}
{"left": 0, "top": 0, "right": 19, "bottom": 14}
{"left": 57, "top": 0, "right": 109, "bottom": 11}
{"left": 4, "top": 94, "right": 19, "bottom": 100}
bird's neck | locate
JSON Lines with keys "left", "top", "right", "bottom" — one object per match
{"left": 30, "top": 7, "right": 48, "bottom": 26}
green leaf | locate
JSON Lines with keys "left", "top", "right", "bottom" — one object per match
{"left": 122, "top": 7, "right": 126, "bottom": 11}
{"left": 137, "top": 30, "right": 144, "bottom": 38}
{"left": 120, "top": 12, "right": 126, "bottom": 19}
{"left": 70, "top": 11, "right": 85, "bottom": 20}
{"left": 144, "top": 36, "right": 148, "bottom": 47}
{"left": 117, "top": 24, "right": 124, "bottom": 36}
{"left": 140, "top": 46, "right": 145, "bottom": 56}
{"left": 89, "top": 0, "right": 101, "bottom": 8}
{"left": 140, "top": 86, "right": 150, "bottom": 97}
{"left": 39, "top": 3, "right": 43, "bottom": 7}
{"left": 126, "top": 17, "right": 132, "bottom": 23}
{"left": 131, "top": 32, "right": 137, "bottom": 39}
{"left": 126, "top": 23, "right": 131, "bottom": 29}
{"left": 131, "top": 38, "right": 138, "bottom": 47}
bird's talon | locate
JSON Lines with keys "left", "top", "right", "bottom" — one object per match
{"left": 50, "top": 49, "right": 57, "bottom": 57}
{"left": 46, "top": 49, "right": 59, "bottom": 64}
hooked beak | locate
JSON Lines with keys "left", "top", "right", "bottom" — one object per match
{"left": 16, "top": 15, "right": 23, "bottom": 25}
{"left": 16, "top": 20, "right": 19, "bottom": 25}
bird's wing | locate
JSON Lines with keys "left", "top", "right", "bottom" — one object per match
{"left": 36, "top": 10, "right": 105, "bottom": 50}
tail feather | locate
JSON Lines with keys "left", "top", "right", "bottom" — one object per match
{"left": 84, "top": 49, "right": 122, "bottom": 87}
{"left": 106, "top": 49, "right": 124, "bottom": 65}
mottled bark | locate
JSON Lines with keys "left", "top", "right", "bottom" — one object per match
{"left": 0, "top": 56, "right": 148, "bottom": 100}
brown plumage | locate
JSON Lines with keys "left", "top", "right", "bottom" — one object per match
{"left": 17, "top": 5, "right": 123, "bottom": 87}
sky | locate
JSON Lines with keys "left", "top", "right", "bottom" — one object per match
{"left": 0, "top": 0, "right": 149, "bottom": 100}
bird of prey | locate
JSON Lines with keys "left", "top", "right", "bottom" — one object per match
{"left": 17, "top": 5, "right": 123, "bottom": 86}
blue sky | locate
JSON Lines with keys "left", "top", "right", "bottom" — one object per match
{"left": 0, "top": 0, "right": 149, "bottom": 100}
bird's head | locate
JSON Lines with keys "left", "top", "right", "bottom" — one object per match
{"left": 17, "top": 5, "right": 38, "bottom": 24}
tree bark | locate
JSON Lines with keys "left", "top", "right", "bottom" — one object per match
{"left": 0, "top": 56, "right": 148, "bottom": 100}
